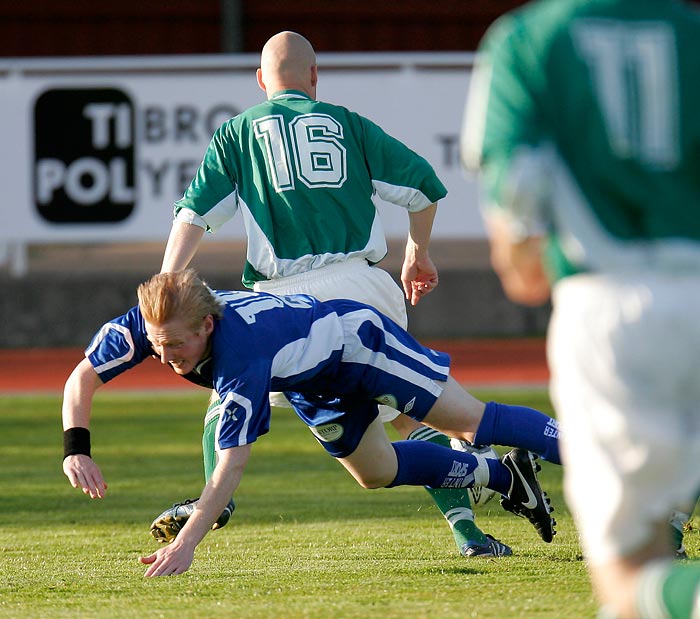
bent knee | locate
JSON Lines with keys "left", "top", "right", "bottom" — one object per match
{"left": 354, "top": 473, "right": 394, "bottom": 489}
{"left": 356, "top": 479, "right": 390, "bottom": 490}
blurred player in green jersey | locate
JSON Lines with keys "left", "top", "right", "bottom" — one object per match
{"left": 462, "top": 1, "right": 700, "bottom": 617}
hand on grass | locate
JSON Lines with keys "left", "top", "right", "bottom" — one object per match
{"left": 140, "top": 540, "right": 195, "bottom": 577}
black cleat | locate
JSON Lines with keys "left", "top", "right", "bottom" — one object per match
{"left": 460, "top": 534, "right": 513, "bottom": 558}
{"left": 150, "top": 497, "right": 235, "bottom": 543}
{"left": 500, "top": 448, "right": 556, "bottom": 543}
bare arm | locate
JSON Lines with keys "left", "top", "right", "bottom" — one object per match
{"left": 62, "top": 358, "right": 108, "bottom": 499}
{"left": 402, "top": 202, "right": 439, "bottom": 306}
{"left": 139, "top": 444, "right": 251, "bottom": 577}
{"left": 486, "top": 215, "right": 551, "bottom": 306}
{"left": 160, "top": 221, "right": 206, "bottom": 273}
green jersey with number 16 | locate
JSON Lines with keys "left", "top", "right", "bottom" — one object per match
{"left": 174, "top": 89, "right": 447, "bottom": 287}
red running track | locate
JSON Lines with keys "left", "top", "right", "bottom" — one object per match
{"left": 0, "top": 339, "right": 548, "bottom": 394}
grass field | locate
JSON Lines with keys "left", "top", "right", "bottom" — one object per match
{"left": 0, "top": 390, "right": 695, "bottom": 619}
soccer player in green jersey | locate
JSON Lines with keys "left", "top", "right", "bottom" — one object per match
{"left": 154, "top": 31, "right": 512, "bottom": 558}
{"left": 462, "top": 1, "right": 700, "bottom": 618}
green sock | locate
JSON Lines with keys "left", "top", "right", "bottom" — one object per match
{"left": 202, "top": 398, "right": 221, "bottom": 483}
{"left": 408, "top": 426, "right": 488, "bottom": 549}
{"left": 637, "top": 560, "right": 700, "bottom": 618}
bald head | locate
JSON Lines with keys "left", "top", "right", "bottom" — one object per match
{"left": 257, "top": 31, "right": 318, "bottom": 98}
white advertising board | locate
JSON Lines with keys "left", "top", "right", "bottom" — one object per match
{"left": 0, "top": 52, "right": 482, "bottom": 254}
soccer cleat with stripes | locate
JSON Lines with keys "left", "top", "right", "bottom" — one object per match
{"left": 450, "top": 439, "right": 499, "bottom": 506}
{"left": 460, "top": 534, "right": 513, "bottom": 558}
{"left": 499, "top": 448, "right": 556, "bottom": 543}
{"left": 150, "top": 497, "right": 236, "bottom": 543}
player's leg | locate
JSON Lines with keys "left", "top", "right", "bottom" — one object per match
{"left": 289, "top": 387, "right": 550, "bottom": 544}
{"left": 557, "top": 417, "right": 700, "bottom": 617}
{"left": 338, "top": 310, "right": 556, "bottom": 541}
{"left": 387, "top": 437, "right": 555, "bottom": 543}
{"left": 149, "top": 392, "right": 235, "bottom": 543}
{"left": 386, "top": 409, "right": 506, "bottom": 556}
{"left": 550, "top": 274, "right": 700, "bottom": 619}
{"left": 420, "top": 379, "right": 563, "bottom": 540}
{"left": 335, "top": 412, "right": 548, "bottom": 544}
{"left": 201, "top": 393, "right": 220, "bottom": 481}
{"left": 633, "top": 558, "right": 700, "bottom": 619}
{"left": 335, "top": 411, "right": 502, "bottom": 496}
{"left": 336, "top": 302, "right": 561, "bottom": 463}
{"left": 421, "top": 376, "right": 561, "bottom": 465}
{"left": 566, "top": 429, "right": 700, "bottom": 615}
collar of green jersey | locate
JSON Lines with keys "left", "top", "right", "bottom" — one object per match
{"left": 270, "top": 89, "right": 312, "bottom": 101}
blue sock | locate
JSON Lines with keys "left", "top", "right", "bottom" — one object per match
{"left": 486, "top": 459, "right": 512, "bottom": 495}
{"left": 387, "top": 440, "right": 511, "bottom": 495}
{"left": 473, "top": 401, "right": 561, "bottom": 465}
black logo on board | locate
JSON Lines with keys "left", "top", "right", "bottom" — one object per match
{"left": 34, "top": 88, "right": 136, "bottom": 223}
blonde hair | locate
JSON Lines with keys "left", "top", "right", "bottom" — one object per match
{"left": 137, "top": 269, "right": 223, "bottom": 329}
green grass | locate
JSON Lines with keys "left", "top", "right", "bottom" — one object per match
{"left": 0, "top": 390, "right": 695, "bottom": 618}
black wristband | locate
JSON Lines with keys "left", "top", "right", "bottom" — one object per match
{"left": 63, "top": 427, "right": 91, "bottom": 459}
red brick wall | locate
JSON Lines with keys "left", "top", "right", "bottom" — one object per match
{"left": 0, "top": 0, "right": 221, "bottom": 57}
{"left": 242, "top": 1, "right": 526, "bottom": 52}
{"left": 0, "top": 0, "right": 525, "bottom": 57}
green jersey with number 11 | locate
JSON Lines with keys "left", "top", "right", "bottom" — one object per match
{"left": 174, "top": 89, "right": 446, "bottom": 287}
{"left": 462, "top": 0, "right": 700, "bottom": 281}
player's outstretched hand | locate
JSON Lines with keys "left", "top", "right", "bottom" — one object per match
{"left": 62, "top": 454, "right": 108, "bottom": 499}
{"left": 401, "top": 253, "right": 438, "bottom": 306}
{"left": 140, "top": 540, "right": 195, "bottom": 577}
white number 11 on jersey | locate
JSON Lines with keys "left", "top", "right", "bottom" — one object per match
{"left": 573, "top": 20, "right": 680, "bottom": 170}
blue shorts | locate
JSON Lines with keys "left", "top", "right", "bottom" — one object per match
{"left": 286, "top": 392, "right": 380, "bottom": 458}
{"left": 286, "top": 305, "right": 451, "bottom": 457}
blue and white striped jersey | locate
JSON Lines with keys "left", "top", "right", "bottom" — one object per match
{"left": 85, "top": 290, "right": 450, "bottom": 450}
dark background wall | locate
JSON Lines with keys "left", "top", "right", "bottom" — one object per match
{"left": 0, "top": 1, "right": 527, "bottom": 56}
{"left": 1, "top": 269, "right": 551, "bottom": 348}
{"left": 0, "top": 239, "right": 551, "bottom": 347}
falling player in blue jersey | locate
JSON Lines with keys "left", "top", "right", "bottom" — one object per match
{"left": 62, "top": 270, "right": 560, "bottom": 577}
{"left": 159, "top": 29, "right": 505, "bottom": 560}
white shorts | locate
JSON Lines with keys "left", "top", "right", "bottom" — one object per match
{"left": 255, "top": 258, "right": 407, "bottom": 421}
{"left": 549, "top": 272, "right": 700, "bottom": 564}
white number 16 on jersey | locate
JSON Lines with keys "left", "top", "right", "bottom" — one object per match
{"left": 253, "top": 113, "right": 348, "bottom": 192}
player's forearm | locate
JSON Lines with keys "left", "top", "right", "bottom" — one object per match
{"left": 176, "top": 446, "right": 249, "bottom": 545}
{"left": 407, "top": 202, "right": 437, "bottom": 256}
{"left": 488, "top": 230, "right": 551, "bottom": 306}
{"left": 62, "top": 358, "right": 103, "bottom": 430}
{"left": 160, "top": 220, "right": 205, "bottom": 273}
